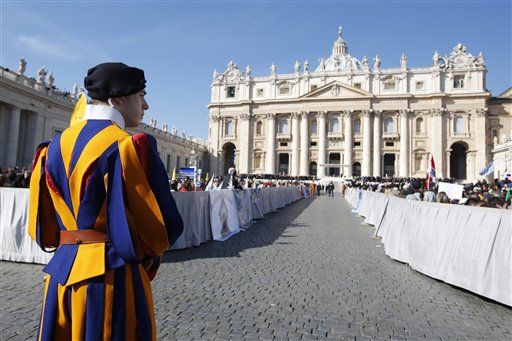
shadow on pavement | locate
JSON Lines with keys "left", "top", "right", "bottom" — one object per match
{"left": 161, "top": 196, "right": 316, "bottom": 263}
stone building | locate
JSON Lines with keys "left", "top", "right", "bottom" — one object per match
{"left": 208, "top": 27, "right": 511, "bottom": 181}
{"left": 489, "top": 88, "right": 512, "bottom": 179}
{"left": 0, "top": 62, "right": 208, "bottom": 176}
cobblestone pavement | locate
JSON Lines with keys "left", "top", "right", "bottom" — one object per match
{"left": 1, "top": 194, "right": 511, "bottom": 340}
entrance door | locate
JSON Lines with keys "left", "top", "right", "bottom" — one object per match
{"left": 353, "top": 162, "right": 361, "bottom": 177}
{"left": 309, "top": 161, "right": 317, "bottom": 177}
{"left": 383, "top": 154, "right": 396, "bottom": 177}
{"left": 450, "top": 142, "right": 467, "bottom": 180}
{"left": 222, "top": 143, "right": 236, "bottom": 174}
{"left": 328, "top": 153, "right": 341, "bottom": 176}
{"left": 278, "top": 153, "right": 289, "bottom": 175}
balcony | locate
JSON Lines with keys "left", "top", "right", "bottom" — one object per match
{"left": 276, "top": 133, "right": 291, "bottom": 140}
{"left": 453, "top": 132, "right": 471, "bottom": 138}
{"left": 327, "top": 131, "right": 343, "bottom": 139}
{"left": 382, "top": 132, "right": 400, "bottom": 140}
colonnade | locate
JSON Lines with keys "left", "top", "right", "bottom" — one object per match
{"left": 258, "top": 109, "right": 414, "bottom": 177}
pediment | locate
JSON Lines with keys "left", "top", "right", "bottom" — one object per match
{"left": 300, "top": 81, "right": 372, "bottom": 99}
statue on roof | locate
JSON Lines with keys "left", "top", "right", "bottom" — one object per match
{"left": 476, "top": 52, "right": 485, "bottom": 66}
{"left": 400, "top": 53, "right": 407, "bottom": 68}
{"left": 453, "top": 43, "right": 466, "bottom": 54}
{"left": 318, "top": 58, "right": 325, "bottom": 71}
{"left": 362, "top": 56, "right": 369, "bottom": 69}
{"left": 270, "top": 63, "right": 277, "bottom": 76}
{"left": 294, "top": 60, "right": 301, "bottom": 73}
{"left": 17, "top": 58, "right": 27, "bottom": 75}
{"left": 245, "top": 65, "right": 252, "bottom": 77}
{"left": 172, "top": 125, "right": 177, "bottom": 135}
{"left": 304, "top": 59, "right": 309, "bottom": 72}
{"left": 373, "top": 55, "right": 381, "bottom": 70}
{"left": 47, "top": 71, "right": 54, "bottom": 88}
{"left": 37, "top": 66, "right": 46, "bottom": 83}
{"left": 433, "top": 50, "right": 440, "bottom": 66}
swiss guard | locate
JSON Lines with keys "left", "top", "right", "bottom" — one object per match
{"left": 28, "top": 62, "right": 183, "bottom": 340}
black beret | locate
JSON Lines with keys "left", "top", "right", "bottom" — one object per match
{"left": 84, "top": 62, "right": 146, "bottom": 100}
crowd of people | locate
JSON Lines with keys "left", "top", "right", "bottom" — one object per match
{"left": 4, "top": 166, "right": 509, "bottom": 209}
{"left": 347, "top": 176, "right": 511, "bottom": 209}
{"left": 0, "top": 167, "right": 31, "bottom": 187}
{"left": 169, "top": 172, "right": 321, "bottom": 192}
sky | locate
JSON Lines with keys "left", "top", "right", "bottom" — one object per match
{"left": 1, "top": 1, "right": 511, "bottom": 140}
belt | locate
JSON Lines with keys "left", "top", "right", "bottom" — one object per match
{"left": 60, "top": 230, "right": 110, "bottom": 245}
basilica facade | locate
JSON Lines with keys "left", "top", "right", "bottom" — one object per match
{"left": 207, "top": 28, "right": 511, "bottom": 181}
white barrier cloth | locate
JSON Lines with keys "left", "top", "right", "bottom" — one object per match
{"left": 209, "top": 189, "right": 240, "bottom": 241}
{"left": 347, "top": 188, "right": 512, "bottom": 306}
{"left": 0, "top": 188, "right": 53, "bottom": 264}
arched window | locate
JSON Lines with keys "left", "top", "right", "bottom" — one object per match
{"left": 256, "top": 121, "right": 263, "bottom": 135}
{"left": 454, "top": 116, "right": 464, "bottom": 133}
{"left": 352, "top": 162, "right": 362, "bottom": 177}
{"left": 329, "top": 117, "right": 340, "bottom": 132}
{"left": 384, "top": 117, "right": 394, "bottom": 133}
{"left": 310, "top": 119, "right": 318, "bottom": 135}
{"left": 278, "top": 117, "right": 289, "bottom": 134}
{"left": 353, "top": 118, "right": 361, "bottom": 133}
{"left": 416, "top": 117, "right": 424, "bottom": 133}
{"left": 225, "top": 120, "right": 235, "bottom": 136}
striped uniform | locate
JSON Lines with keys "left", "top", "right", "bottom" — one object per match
{"left": 28, "top": 119, "right": 183, "bottom": 340}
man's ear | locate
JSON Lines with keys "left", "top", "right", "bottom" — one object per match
{"left": 110, "top": 97, "right": 125, "bottom": 106}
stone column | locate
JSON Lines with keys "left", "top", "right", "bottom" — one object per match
{"left": 430, "top": 108, "right": 445, "bottom": 178}
{"left": 372, "top": 110, "right": 382, "bottom": 177}
{"left": 445, "top": 149, "right": 451, "bottom": 178}
{"left": 265, "top": 113, "right": 276, "bottom": 173}
{"left": 399, "top": 109, "right": 410, "bottom": 177}
{"left": 238, "top": 113, "right": 252, "bottom": 174}
{"left": 210, "top": 115, "right": 221, "bottom": 175}
{"left": 6, "top": 106, "right": 21, "bottom": 167}
{"left": 362, "top": 110, "right": 372, "bottom": 176}
{"left": 475, "top": 108, "right": 488, "bottom": 180}
{"left": 291, "top": 112, "right": 300, "bottom": 176}
{"left": 343, "top": 110, "right": 353, "bottom": 177}
{"left": 466, "top": 150, "right": 476, "bottom": 182}
{"left": 299, "top": 111, "right": 309, "bottom": 176}
{"left": 317, "top": 111, "right": 327, "bottom": 177}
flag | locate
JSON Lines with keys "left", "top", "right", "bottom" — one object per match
{"left": 426, "top": 156, "right": 437, "bottom": 190}
{"left": 171, "top": 166, "right": 177, "bottom": 181}
{"left": 69, "top": 92, "right": 87, "bottom": 126}
{"left": 478, "top": 161, "right": 494, "bottom": 176}
{"left": 205, "top": 173, "right": 215, "bottom": 191}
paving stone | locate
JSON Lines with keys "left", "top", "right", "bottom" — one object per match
{"left": 1, "top": 196, "right": 511, "bottom": 340}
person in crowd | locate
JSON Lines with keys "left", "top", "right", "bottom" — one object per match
{"left": 28, "top": 62, "right": 183, "bottom": 340}
{"left": 326, "top": 181, "right": 335, "bottom": 197}
{"left": 180, "top": 178, "right": 194, "bottom": 192}
{"left": 170, "top": 179, "right": 179, "bottom": 191}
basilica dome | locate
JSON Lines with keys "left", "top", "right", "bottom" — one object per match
{"left": 315, "top": 27, "right": 364, "bottom": 72}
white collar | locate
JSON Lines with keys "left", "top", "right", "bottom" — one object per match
{"left": 82, "top": 104, "right": 126, "bottom": 130}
